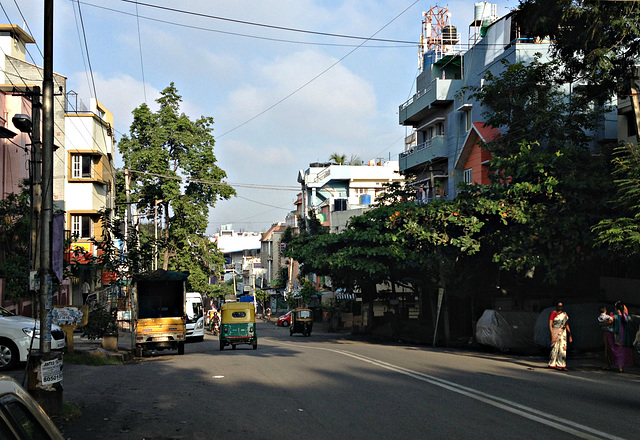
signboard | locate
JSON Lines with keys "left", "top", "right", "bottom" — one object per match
{"left": 102, "top": 271, "right": 117, "bottom": 284}
{"left": 41, "top": 357, "right": 63, "bottom": 385}
{"left": 53, "top": 305, "right": 89, "bottom": 352}
{"left": 52, "top": 306, "right": 88, "bottom": 326}
{"left": 70, "top": 242, "right": 93, "bottom": 264}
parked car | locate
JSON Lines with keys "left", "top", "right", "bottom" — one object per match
{"left": 0, "top": 375, "right": 64, "bottom": 439}
{"left": 0, "top": 306, "right": 66, "bottom": 371}
{"left": 277, "top": 311, "right": 292, "bottom": 327}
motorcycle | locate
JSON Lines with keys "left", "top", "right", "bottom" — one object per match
{"left": 213, "top": 321, "right": 220, "bottom": 336}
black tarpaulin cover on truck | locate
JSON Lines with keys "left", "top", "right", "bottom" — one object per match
{"left": 134, "top": 269, "right": 189, "bottom": 282}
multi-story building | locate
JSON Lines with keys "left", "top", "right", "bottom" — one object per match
{"left": 0, "top": 24, "right": 117, "bottom": 307}
{"left": 0, "top": 24, "right": 69, "bottom": 311}
{"left": 297, "top": 159, "right": 403, "bottom": 233}
{"left": 260, "top": 222, "right": 287, "bottom": 289}
{"left": 398, "top": 4, "right": 617, "bottom": 200}
{"left": 64, "top": 96, "right": 116, "bottom": 305}
{"left": 213, "top": 225, "right": 261, "bottom": 295}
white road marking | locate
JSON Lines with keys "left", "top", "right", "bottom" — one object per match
{"left": 280, "top": 342, "right": 625, "bottom": 440}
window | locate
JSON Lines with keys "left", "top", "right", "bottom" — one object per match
{"left": 71, "top": 155, "right": 92, "bottom": 178}
{"left": 465, "top": 109, "right": 472, "bottom": 131}
{"left": 71, "top": 215, "right": 92, "bottom": 239}
{"left": 463, "top": 168, "right": 473, "bottom": 184}
{"left": 3, "top": 398, "right": 52, "bottom": 440}
{"left": 436, "top": 122, "right": 444, "bottom": 136}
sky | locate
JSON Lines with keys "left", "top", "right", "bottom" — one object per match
{"left": 3, "top": 0, "right": 514, "bottom": 234}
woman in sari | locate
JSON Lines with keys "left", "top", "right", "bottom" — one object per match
{"left": 549, "top": 301, "right": 572, "bottom": 370}
{"left": 611, "top": 301, "right": 634, "bottom": 372}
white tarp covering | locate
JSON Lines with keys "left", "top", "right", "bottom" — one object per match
{"left": 475, "top": 309, "right": 538, "bottom": 352}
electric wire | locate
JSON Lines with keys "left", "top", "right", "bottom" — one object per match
{"left": 0, "top": 1, "right": 115, "bottom": 220}
{"left": 114, "top": 0, "right": 418, "bottom": 45}
{"left": 134, "top": 0, "right": 147, "bottom": 103}
{"left": 218, "top": 0, "right": 421, "bottom": 138}
{"left": 75, "top": 1, "right": 412, "bottom": 48}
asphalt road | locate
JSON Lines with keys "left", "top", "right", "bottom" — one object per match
{"left": 6, "top": 321, "right": 640, "bottom": 439}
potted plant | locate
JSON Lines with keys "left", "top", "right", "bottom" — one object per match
{"left": 82, "top": 303, "right": 119, "bottom": 351}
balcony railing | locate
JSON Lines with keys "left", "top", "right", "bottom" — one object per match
{"left": 399, "top": 136, "right": 447, "bottom": 172}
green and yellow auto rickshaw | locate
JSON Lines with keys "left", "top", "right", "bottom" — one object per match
{"left": 219, "top": 302, "right": 257, "bottom": 350}
{"left": 290, "top": 307, "right": 313, "bottom": 337}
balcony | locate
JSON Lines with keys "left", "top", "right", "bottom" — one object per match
{"left": 399, "top": 136, "right": 447, "bottom": 173}
{"left": 399, "top": 78, "right": 461, "bottom": 125}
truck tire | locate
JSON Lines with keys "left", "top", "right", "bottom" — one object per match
{"left": 177, "top": 342, "right": 185, "bottom": 355}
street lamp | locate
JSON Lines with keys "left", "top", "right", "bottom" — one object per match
{"left": 12, "top": 113, "right": 32, "bottom": 134}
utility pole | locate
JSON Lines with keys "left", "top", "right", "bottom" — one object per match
{"left": 29, "top": 0, "right": 63, "bottom": 416}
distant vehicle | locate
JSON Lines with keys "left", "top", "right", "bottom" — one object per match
{"left": 219, "top": 302, "right": 257, "bottom": 350}
{"left": 277, "top": 311, "right": 291, "bottom": 327}
{"left": 0, "top": 306, "right": 66, "bottom": 371}
{"left": 289, "top": 308, "right": 313, "bottom": 337}
{"left": 0, "top": 375, "right": 65, "bottom": 439}
{"left": 185, "top": 292, "right": 205, "bottom": 342}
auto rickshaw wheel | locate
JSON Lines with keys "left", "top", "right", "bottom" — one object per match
{"left": 252, "top": 340, "right": 258, "bottom": 350}
{"left": 289, "top": 328, "right": 294, "bottom": 336}
{"left": 219, "top": 341, "right": 224, "bottom": 351}
{"left": 232, "top": 344, "right": 236, "bottom": 350}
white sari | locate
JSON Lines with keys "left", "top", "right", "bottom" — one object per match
{"left": 549, "top": 311, "right": 569, "bottom": 369}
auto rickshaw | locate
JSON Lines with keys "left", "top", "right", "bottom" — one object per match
{"left": 289, "top": 307, "right": 313, "bottom": 337}
{"left": 219, "top": 302, "right": 257, "bottom": 350}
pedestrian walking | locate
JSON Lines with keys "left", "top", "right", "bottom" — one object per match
{"left": 549, "top": 301, "right": 572, "bottom": 370}
{"left": 598, "top": 305, "right": 615, "bottom": 370}
{"left": 611, "top": 301, "right": 634, "bottom": 372}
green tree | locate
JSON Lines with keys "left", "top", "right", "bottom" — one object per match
{"left": 329, "top": 153, "right": 346, "bottom": 165}
{"left": 465, "top": 57, "right": 615, "bottom": 283}
{"left": 592, "top": 143, "right": 640, "bottom": 257}
{"left": 517, "top": 0, "right": 640, "bottom": 113}
{"left": 117, "top": 83, "right": 235, "bottom": 292}
{"left": 467, "top": 57, "right": 600, "bottom": 156}
{"left": 0, "top": 188, "right": 31, "bottom": 301}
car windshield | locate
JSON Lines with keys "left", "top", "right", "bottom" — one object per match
{"left": 0, "top": 306, "right": 15, "bottom": 317}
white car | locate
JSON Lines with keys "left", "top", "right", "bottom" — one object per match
{"left": 0, "top": 306, "right": 66, "bottom": 371}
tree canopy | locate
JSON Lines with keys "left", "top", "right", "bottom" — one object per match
{"left": 116, "top": 83, "right": 234, "bottom": 293}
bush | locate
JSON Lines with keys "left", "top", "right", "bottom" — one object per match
{"left": 82, "top": 304, "right": 118, "bottom": 340}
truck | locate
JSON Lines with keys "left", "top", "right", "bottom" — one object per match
{"left": 133, "top": 270, "right": 188, "bottom": 357}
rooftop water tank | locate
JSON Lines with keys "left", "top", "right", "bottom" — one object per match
{"left": 442, "top": 25, "right": 458, "bottom": 45}
{"left": 474, "top": 2, "right": 492, "bottom": 22}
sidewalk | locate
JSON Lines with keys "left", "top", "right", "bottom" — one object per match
{"left": 69, "top": 330, "right": 134, "bottom": 362}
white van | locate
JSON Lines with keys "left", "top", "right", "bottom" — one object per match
{"left": 185, "top": 292, "right": 205, "bottom": 342}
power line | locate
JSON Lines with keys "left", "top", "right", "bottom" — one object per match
{"left": 218, "top": 0, "right": 421, "bottom": 138}
{"left": 114, "top": 0, "right": 418, "bottom": 45}
{"left": 76, "top": 1, "right": 412, "bottom": 48}
{"left": 134, "top": 1, "right": 148, "bottom": 104}
{"left": 125, "top": 168, "right": 300, "bottom": 191}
